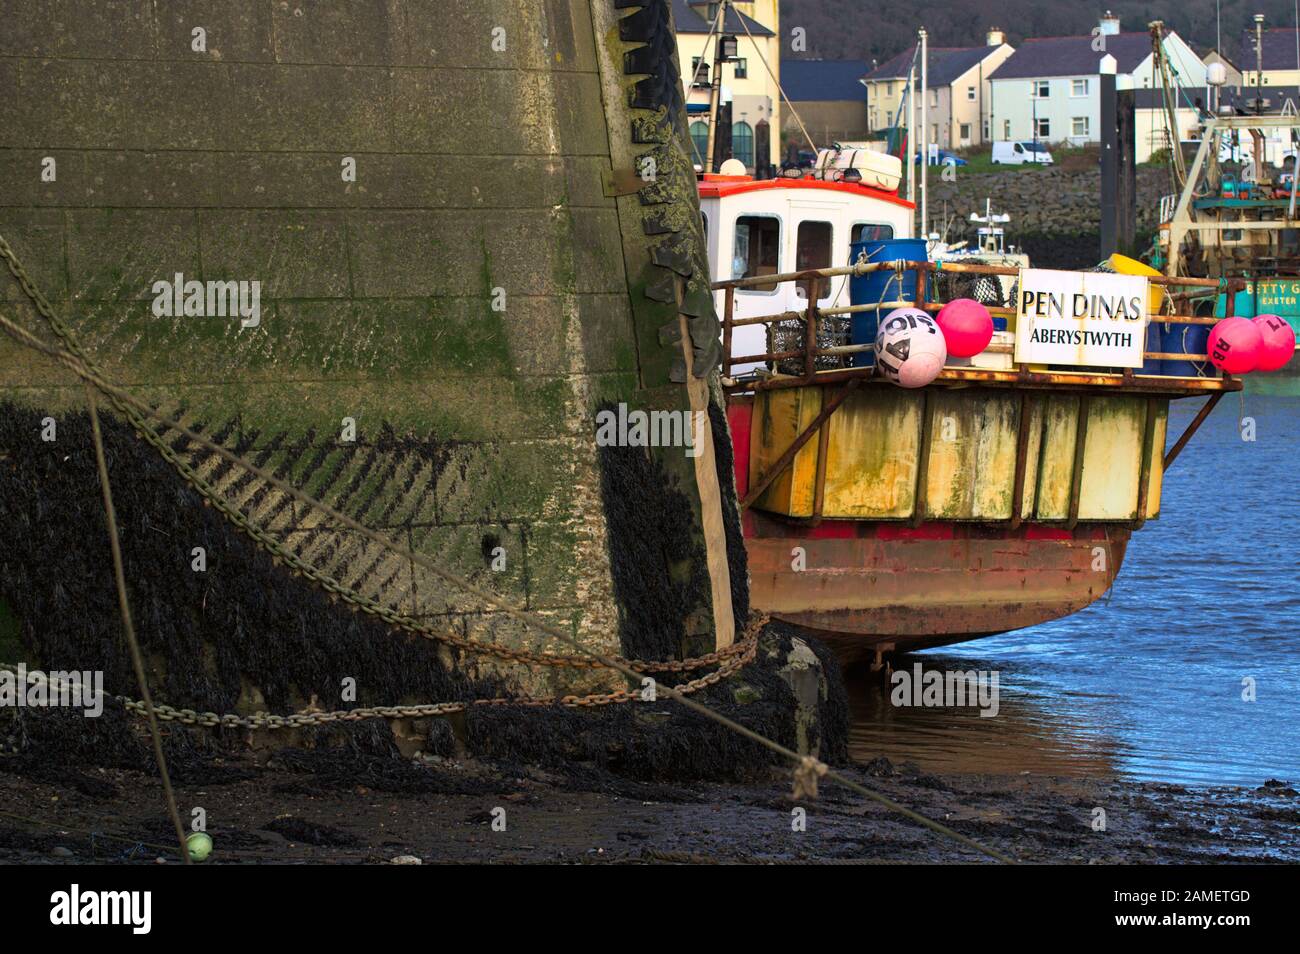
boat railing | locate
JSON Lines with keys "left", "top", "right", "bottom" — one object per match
{"left": 714, "top": 259, "right": 1244, "bottom": 397}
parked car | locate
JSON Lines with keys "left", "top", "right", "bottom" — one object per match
{"left": 914, "top": 147, "right": 968, "bottom": 166}
{"left": 991, "top": 141, "right": 1054, "bottom": 165}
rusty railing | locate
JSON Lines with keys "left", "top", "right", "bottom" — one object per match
{"left": 715, "top": 259, "right": 1244, "bottom": 396}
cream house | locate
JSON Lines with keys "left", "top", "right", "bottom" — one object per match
{"left": 863, "top": 30, "right": 1014, "bottom": 150}
{"left": 674, "top": 1, "right": 782, "bottom": 172}
{"left": 1240, "top": 27, "right": 1300, "bottom": 87}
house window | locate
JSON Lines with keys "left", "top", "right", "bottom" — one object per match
{"left": 732, "top": 120, "right": 754, "bottom": 167}
{"left": 1003, "top": 119, "right": 1011, "bottom": 139}
{"left": 1071, "top": 116, "right": 1089, "bottom": 138}
{"left": 794, "top": 221, "right": 833, "bottom": 299}
{"left": 966, "top": 86, "right": 976, "bottom": 101}
{"left": 733, "top": 58, "right": 748, "bottom": 79}
{"left": 1071, "top": 78, "right": 1089, "bottom": 96}
{"left": 733, "top": 215, "right": 780, "bottom": 291}
{"left": 930, "top": 90, "right": 938, "bottom": 107}
{"left": 1035, "top": 117, "right": 1051, "bottom": 138}
{"left": 689, "top": 121, "right": 710, "bottom": 165}
{"left": 959, "top": 123, "right": 972, "bottom": 143}
{"left": 690, "top": 57, "right": 709, "bottom": 84}
{"left": 1033, "top": 80, "right": 1050, "bottom": 98}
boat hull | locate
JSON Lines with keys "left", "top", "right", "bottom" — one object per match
{"left": 744, "top": 512, "right": 1127, "bottom": 663}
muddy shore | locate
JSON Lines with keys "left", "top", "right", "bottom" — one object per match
{"left": 3, "top": 751, "right": 1296, "bottom": 865}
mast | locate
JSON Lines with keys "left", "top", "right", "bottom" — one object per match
{"left": 1149, "top": 21, "right": 1186, "bottom": 193}
{"left": 906, "top": 63, "right": 916, "bottom": 206}
{"left": 919, "top": 27, "right": 929, "bottom": 237}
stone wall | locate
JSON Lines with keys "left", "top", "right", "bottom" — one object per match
{"left": 0, "top": 1, "right": 733, "bottom": 701}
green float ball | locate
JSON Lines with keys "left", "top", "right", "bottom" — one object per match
{"left": 186, "top": 832, "right": 213, "bottom": 862}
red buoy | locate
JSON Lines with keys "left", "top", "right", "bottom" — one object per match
{"left": 1206, "top": 316, "right": 1262, "bottom": 374}
{"left": 935, "top": 298, "right": 994, "bottom": 358}
{"left": 1251, "top": 314, "right": 1296, "bottom": 372}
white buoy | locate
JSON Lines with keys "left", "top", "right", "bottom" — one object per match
{"left": 875, "top": 308, "right": 947, "bottom": 388}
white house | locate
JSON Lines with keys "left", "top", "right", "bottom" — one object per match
{"left": 987, "top": 13, "right": 1207, "bottom": 161}
{"left": 863, "top": 30, "right": 1015, "bottom": 150}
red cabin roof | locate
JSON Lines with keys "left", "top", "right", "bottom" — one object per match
{"left": 697, "top": 175, "right": 915, "bottom": 210}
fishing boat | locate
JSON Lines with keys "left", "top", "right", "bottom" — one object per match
{"left": 702, "top": 152, "right": 1242, "bottom": 665}
{"left": 1156, "top": 112, "right": 1300, "bottom": 372}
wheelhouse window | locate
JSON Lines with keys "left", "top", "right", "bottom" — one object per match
{"left": 794, "top": 221, "right": 832, "bottom": 299}
{"left": 851, "top": 223, "right": 894, "bottom": 245}
{"left": 733, "top": 215, "right": 780, "bottom": 291}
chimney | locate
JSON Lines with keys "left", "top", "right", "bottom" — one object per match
{"left": 986, "top": 28, "right": 1005, "bottom": 46}
{"left": 1099, "top": 11, "right": 1121, "bottom": 36}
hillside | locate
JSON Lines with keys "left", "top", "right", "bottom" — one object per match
{"left": 781, "top": 0, "right": 1298, "bottom": 63}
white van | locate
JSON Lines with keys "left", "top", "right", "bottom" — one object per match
{"left": 991, "top": 141, "right": 1054, "bottom": 165}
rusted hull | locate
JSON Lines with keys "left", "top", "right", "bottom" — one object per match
{"left": 744, "top": 513, "right": 1129, "bottom": 664}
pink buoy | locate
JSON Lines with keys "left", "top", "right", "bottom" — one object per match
{"left": 1206, "top": 316, "right": 1262, "bottom": 374}
{"left": 935, "top": 298, "right": 994, "bottom": 358}
{"left": 1252, "top": 314, "right": 1296, "bottom": 372}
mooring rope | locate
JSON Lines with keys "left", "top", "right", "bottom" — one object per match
{"left": 0, "top": 237, "right": 1014, "bottom": 864}
{"left": 84, "top": 384, "right": 190, "bottom": 865}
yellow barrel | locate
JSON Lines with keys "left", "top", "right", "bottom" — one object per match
{"left": 1107, "top": 253, "right": 1165, "bottom": 315}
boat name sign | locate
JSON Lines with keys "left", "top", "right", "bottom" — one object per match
{"left": 1013, "top": 268, "right": 1147, "bottom": 368}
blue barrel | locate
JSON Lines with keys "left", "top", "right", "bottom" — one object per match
{"left": 1161, "top": 323, "right": 1211, "bottom": 377}
{"left": 1141, "top": 321, "right": 1164, "bottom": 375}
{"left": 848, "top": 238, "right": 929, "bottom": 367}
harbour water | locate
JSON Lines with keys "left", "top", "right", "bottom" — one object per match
{"left": 848, "top": 391, "right": 1300, "bottom": 788}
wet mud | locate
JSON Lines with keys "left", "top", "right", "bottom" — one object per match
{"left": 2, "top": 750, "right": 1296, "bottom": 864}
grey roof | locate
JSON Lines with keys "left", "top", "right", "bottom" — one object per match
{"left": 781, "top": 59, "right": 870, "bottom": 101}
{"left": 989, "top": 32, "right": 1153, "bottom": 80}
{"left": 672, "top": 0, "right": 773, "bottom": 37}
{"left": 1130, "top": 84, "right": 1300, "bottom": 114}
{"left": 865, "top": 45, "right": 1004, "bottom": 86}
{"left": 1238, "top": 28, "right": 1300, "bottom": 73}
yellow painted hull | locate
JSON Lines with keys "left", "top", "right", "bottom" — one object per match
{"left": 748, "top": 385, "right": 1167, "bottom": 524}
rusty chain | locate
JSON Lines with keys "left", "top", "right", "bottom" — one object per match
{"left": 0, "top": 233, "right": 761, "bottom": 720}
{"left": 2, "top": 627, "right": 757, "bottom": 729}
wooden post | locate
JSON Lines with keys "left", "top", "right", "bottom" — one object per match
{"left": 803, "top": 276, "right": 819, "bottom": 383}
{"left": 678, "top": 312, "right": 735, "bottom": 649}
{"left": 722, "top": 284, "right": 735, "bottom": 379}
{"left": 1100, "top": 56, "right": 1117, "bottom": 259}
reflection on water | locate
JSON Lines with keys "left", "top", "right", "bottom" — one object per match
{"left": 848, "top": 394, "right": 1300, "bottom": 788}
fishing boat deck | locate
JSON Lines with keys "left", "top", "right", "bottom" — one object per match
{"left": 716, "top": 259, "right": 1245, "bottom": 397}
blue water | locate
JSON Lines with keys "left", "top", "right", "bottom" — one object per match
{"left": 848, "top": 393, "right": 1300, "bottom": 788}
